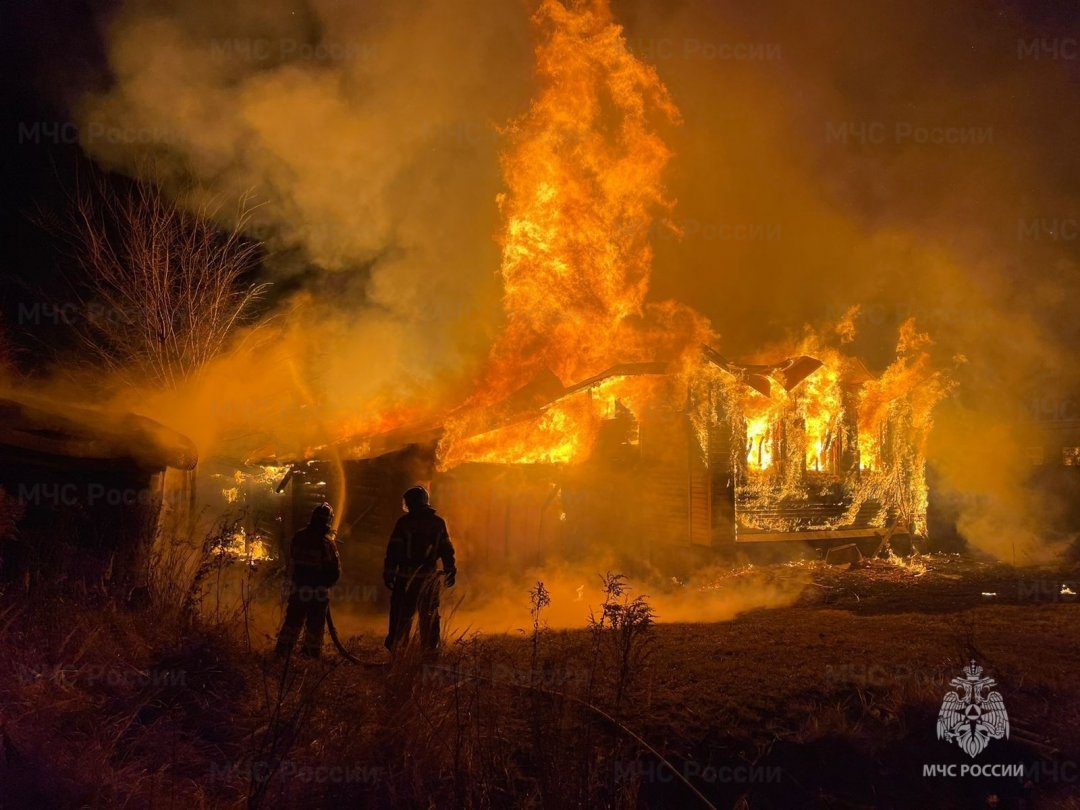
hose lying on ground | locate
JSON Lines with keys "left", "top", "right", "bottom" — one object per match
{"left": 325, "top": 604, "right": 362, "bottom": 664}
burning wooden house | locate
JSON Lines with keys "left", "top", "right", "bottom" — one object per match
{"left": 259, "top": 3, "right": 947, "bottom": 580}
{"left": 277, "top": 343, "right": 934, "bottom": 578}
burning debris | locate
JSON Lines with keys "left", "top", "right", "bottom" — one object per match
{"left": 220, "top": 526, "right": 274, "bottom": 566}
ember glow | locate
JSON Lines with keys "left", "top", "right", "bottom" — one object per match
{"left": 222, "top": 527, "right": 275, "bottom": 565}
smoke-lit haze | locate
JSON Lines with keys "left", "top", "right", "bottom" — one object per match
{"left": 76, "top": 0, "right": 535, "bottom": 457}
{"left": 73, "top": 0, "right": 1080, "bottom": 560}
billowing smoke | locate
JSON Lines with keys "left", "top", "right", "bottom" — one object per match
{"left": 75, "top": 0, "right": 1079, "bottom": 560}
{"left": 76, "top": 0, "right": 535, "bottom": 455}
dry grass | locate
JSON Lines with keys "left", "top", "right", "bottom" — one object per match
{"left": 1, "top": 556, "right": 1079, "bottom": 808}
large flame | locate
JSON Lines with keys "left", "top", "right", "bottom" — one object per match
{"left": 856, "top": 319, "right": 953, "bottom": 534}
{"left": 440, "top": 372, "right": 667, "bottom": 468}
{"left": 437, "top": 0, "right": 709, "bottom": 468}
{"left": 476, "top": 0, "right": 696, "bottom": 399}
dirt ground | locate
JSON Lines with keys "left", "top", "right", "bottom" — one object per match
{"left": 609, "top": 557, "right": 1080, "bottom": 808}
{"left": 286, "top": 554, "right": 1080, "bottom": 808}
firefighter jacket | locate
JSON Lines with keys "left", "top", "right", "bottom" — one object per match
{"left": 383, "top": 506, "right": 456, "bottom": 584}
{"left": 288, "top": 523, "right": 341, "bottom": 588}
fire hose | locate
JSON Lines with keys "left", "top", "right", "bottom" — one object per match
{"left": 321, "top": 507, "right": 374, "bottom": 665}
{"left": 324, "top": 570, "right": 449, "bottom": 665}
{"left": 325, "top": 604, "right": 361, "bottom": 664}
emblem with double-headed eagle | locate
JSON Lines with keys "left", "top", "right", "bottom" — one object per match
{"left": 936, "top": 660, "right": 1009, "bottom": 758}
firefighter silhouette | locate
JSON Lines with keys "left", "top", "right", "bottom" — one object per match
{"left": 274, "top": 503, "right": 341, "bottom": 659}
{"left": 383, "top": 486, "right": 456, "bottom": 654}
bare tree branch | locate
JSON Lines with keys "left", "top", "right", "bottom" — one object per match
{"left": 61, "top": 179, "right": 270, "bottom": 390}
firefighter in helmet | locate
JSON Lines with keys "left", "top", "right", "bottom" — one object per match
{"left": 274, "top": 502, "right": 341, "bottom": 659}
{"left": 383, "top": 485, "right": 456, "bottom": 654}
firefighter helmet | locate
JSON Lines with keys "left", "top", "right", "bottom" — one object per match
{"left": 402, "top": 486, "right": 429, "bottom": 512}
{"left": 310, "top": 502, "right": 334, "bottom": 527}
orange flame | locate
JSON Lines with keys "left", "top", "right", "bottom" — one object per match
{"left": 477, "top": 0, "right": 693, "bottom": 399}
{"left": 437, "top": 0, "right": 710, "bottom": 467}
{"left": 856, "top": 319, "right": 953, "bottom": 533}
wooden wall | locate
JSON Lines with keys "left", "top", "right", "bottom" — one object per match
{"left": 433, "top": 464, "right": 561, "bottom": 569}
